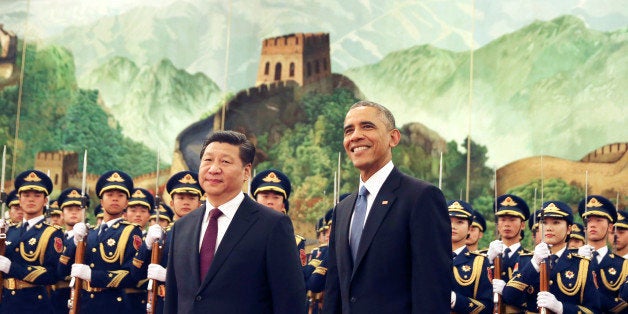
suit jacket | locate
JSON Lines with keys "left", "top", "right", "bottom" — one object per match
{"left": 164, "top": 195, "right": 306, "bottom": 314}
{"left": 322, "top": 167, "right": 451, "bottom": 313}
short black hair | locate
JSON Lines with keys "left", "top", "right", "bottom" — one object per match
{"left": 199, "top": 130, "right": 256, "bottom": 165}
{"left": 349, "top": 100, "right": 397, "bottom": 130}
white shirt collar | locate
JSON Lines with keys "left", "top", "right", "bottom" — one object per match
{"left": 505, "top": 242, "right": 521, "bottom": 258}
{"left": 453, "top": 246, "right": 466, "bottom": 256}
{"left": 553, "top": 246, "right": 566, "bottom": 258}
{"left": 360, "top": 161, "right": 394, "bottom": 197}
{"left": 23, "top": 215, "right": 45, "bottom": 228}
{"left": 596, "top": 246, "right": 609, "bottom": 262}
{"left": 102, "top": 217, "right": 123, "bottom": 228}
{"left": 204, "top": 192, "right": 245, "bottom": 222}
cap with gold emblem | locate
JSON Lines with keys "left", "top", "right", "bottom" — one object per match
{"left": 128, "top": 188, "right": 155, "bottom": 210}
{"left": 570, "top": 223, "right": 585, "bottom": 242}
{"left": 49, "top": 199, "right": 62, "bottom": 216}
{"left": 494, "top": 194, "right": 530, "bottom": 221}
{"left": 315, "top": 217, "right": 327, "bottom": 234}
{"left": 151, "top": 203, "right": 174, "bottom": 223}
{"left": 58, "top": 187, "right": 89, "bottom": 210}
{"left": 578, "top": 195, "right": 617, "bottom": 223}
{"left": 6, "top": 190, "right": 19, "bottom": 207}
{"left": 95, "top": 170, "right": 133, "bottom": 198}
{"left": 471, "top": 210, "right": 486, "bottom": 232}
{"left": 528, "top": 209, "right": 542, "bottom": 231}
{"left": 166, "top": 171, "right": 203, "bottom": 197}
{"left": 447, "top": 200, "right": 474, "bottom": 221}
{"left": 251, "top": 169, "right": 292, "bottom": 212}
{"left": 614, "top": 211, "right": 628, "bottom": 230}
{"left": 14, "top": 170, "right": 53, "bottom": 196}
{"left": 324, "top": 208, "right": 334, "bottom": 227}
{"left": 540, "top": 201, "right": 573, "bottom": 225}
{"left": 94, "top": 204, "right": 104, "bottom": 219}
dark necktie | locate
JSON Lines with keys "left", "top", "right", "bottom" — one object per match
{"left": 350, "top": 186, "right": 369, "bottom": 262}
{"left": 98, "top": 223, "right": 108, "bottom": 237}
{"left": 592, "top": 251, "right": 600, "bottom": 266}
{"left": 503, "top": 247, "right": 511, "bottom": 263}
{"left": 549, "top": 254, "right": 559, "bottom": 269}
{"left": 200, "top": 208, "right": 222, "bottom": 281}
{"left": 19, "top": 222, "right": 29, "bottom": 236}
{"left": 452, "top": 252, "right": 457, "bottom": 260}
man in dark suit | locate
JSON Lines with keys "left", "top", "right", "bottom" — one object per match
{"left": 322, "top": 101, "right": 451, "bottom": 313}
{"left": 164, "top": 130, "right": 306, "bottom": 314}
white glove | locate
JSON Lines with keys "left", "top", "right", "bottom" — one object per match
{"left": 73, "top": 222, "right": 88, "bottom": 245}
{"left": 0, "top": 255, "right": 11, "bottom": 274}
{"left": 71, "top": 263, "right": 92, "bottom": 281}
{"left": 487, "top": 240, "right": 505, "bottom": 262}
{"left": 578, "top": 244, "right": 595, "bottom": 259}
{"left": 0, "top": 218, "right": 6, "bottom": 230}
{"left": 145, "top": 224, "right": 163, "bottom": 249}
{"left": 537, "top": 291, "right": 563, "bottom": 314}
{"left": 492, "top": 279, "right": 506, "bottom": 295}
{"left": 147, "top": 263, "right": 167, "bottom": 282}
{"left": 450, "top": 291, "right": 456, "bottom": 309}
{"left": 532, "top": 242, "right": 551, "bottom": 270}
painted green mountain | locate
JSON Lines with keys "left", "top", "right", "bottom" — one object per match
{"left": 344, "top": 15, "right": 628, "bottom": 166}
{"left": 81, "top": 57, "right": 223, "bottom": 161}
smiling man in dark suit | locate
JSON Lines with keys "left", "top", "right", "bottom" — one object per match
{"left": 322, "top": 101, "right": 451, "bottom": 313}
{"left": 164, "top": 130, "right": 306, "bottom": 314}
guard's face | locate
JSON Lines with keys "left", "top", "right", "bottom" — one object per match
{"left": 101, "top": 190, "right": 129, "bottom": 217}
{"left": 9, "top": 204, "right": 23, "bottom": 222}
{"left": 127, "top": 205, "right": 151, "bottom": 227}
{"left": 18, "top": 190, "right": 47, "bottom": 219}
{"left": 567, "top": 238, "right": 584, "bottom": 250}
{"left": 199, "top": 142, "right": 251, "bottom": 205}
{"left": 50, "top": 214, "right": 63, "bottom": 226}
{"left": 541, "top": 217, "right": 569, "bottom": 245}
{"left": 62, "top": 205, "right": 83, "bottom": 227}
{"left": 613, "top": 228, "right": 628, "bottom": 251}
{"left": 255, "top": 191, "right": 285, "bottom": 213}
{"left": 586, "top": 216, "right": 610, "bottom": 242}
{"left": 497, "top": 215, "right": 525, "bottom": 240}
{"left": 450, "top": 217, "right": 470, "bottom": 244}
{"left": 343, "top": 106, "right": 400, "bottom": 181}
{"left": 170, "top": 192, "right": 201, "bottom": 218}
{"left": 465, "top": 226, "right": 483, "bottom": 246}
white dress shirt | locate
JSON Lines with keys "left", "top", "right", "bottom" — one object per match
{"left": 198, "top": 192, "right": 244, "bottom": 252}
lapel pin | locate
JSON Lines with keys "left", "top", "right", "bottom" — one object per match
{"left": 382, "top": 201, "right": 388, "bottom": 205}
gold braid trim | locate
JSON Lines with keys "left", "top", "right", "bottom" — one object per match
{"left": 557, "top": 258, "right": 588, "bottom": 301}
{"left": 610, "top": 301, "right": 628, "bottom": 313}
{"left": 19, "top": 226, "right": 56, "bottom": 264}
{"left": 23, "top": 265, "right": 47, "bottom": 282}
{"left": 453, "top": 255, "right": 484, "bottom": 299}
{"left": 99, "top": 225, "right": 134, "bottom": 265}
{"left": 576, "top": 305, "right": 594, "bottom": 314}
{"left": 313, "top": 266, "right": 327, "bottom": 275}
{"left": 468, "top": 298, "right": 486, "bottom": 314}
{"left": 106, "top": 270, "right": 129, "bottom": 288}
{"left": 60, "top": 255, "right": 70, "bottom": 265}
{"left": 136, "top": 278, "right": 149, "bottom": 288}
{"left": 506, "top": 279, "right": 528, "bottom": 291}
{"left": 132, "top": 257, "right": 143, "bottom": 269}
{"left": 601, "top": 259, "right": 628, "bottom": 291}
{"left": 308, "top": 259, "right": 322, "bottom": 267}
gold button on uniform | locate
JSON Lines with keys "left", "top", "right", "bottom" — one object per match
{"left": 92, "top": 248, "right": 97, "bottom": 252}
{"left": 117, "top": 297, "right": 122, "bottom": 302}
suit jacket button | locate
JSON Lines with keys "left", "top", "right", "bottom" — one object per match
{"left": 196, "top": 296, "right": 202, "bottom": 302}
{"left": 350, "top": 297, "right": 357, "bottom": 303}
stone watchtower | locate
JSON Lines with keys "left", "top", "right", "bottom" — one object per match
{"left": 34, "top": 151, "right": 79, "bottom": 193}
{"left": 256, "top": 33, "right": 331, "bottom": 86}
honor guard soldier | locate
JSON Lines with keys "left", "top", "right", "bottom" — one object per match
{"left": 576, "top": 195, "right": 628, "bottom": 313}
{"left": 58, "top": 170, "right": 143, "bottom": 314}
{"left": 448, "top": 200, "right": 492, "bottom": 313}
{"left": 613, "top": 211, "right": 628, "bottom": 258}
{"left": 0, "top": 170, "right": 64, "bottom": 314}
{"left": 486, "top": 194, "right": 530, "bottom": 304}
{"left": 49, "top": 199, "right": 63, "bottom": 227}
{"left": 567, "top": 223, "right": 586, "bottom": 250}
{"left": 251, "top": 169, "right": 306, "bottom": 266}
{"left": 466, "top": 210, "right": 486, "bottom": 253}
{"left": 149, "top": 203, "right": 174, "bottom": 229}
{"left": 131, "top": 170, "right": 203, "bottom": 314}
{"left": 51, "top": 187, "right": 88, "bottom": 314}
{"left": 503, "top": 201, "right": 599, "bottom": 313}
{"left": 125, "top": 188, "right": 155, "bottom": 313}
{"left": 304, "top": 209, "right": 333, "bottom": 314}
{"left": 93, "top": 204, "right": 104, "bottom": 228}
{"left": 5, "top": 190, "right": 22, "bottom": 225}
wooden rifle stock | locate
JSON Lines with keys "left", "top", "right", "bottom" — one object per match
{"left": 0, "top": 221, "right": 5, "bottom": 302}
{"left": 308, "top": 292, "right": 324, "bottom": 314}
{"left": 69, "top": 239, "right": 86, "bottom": 314}
{"left": 493, "top": 255, "right": 503, "bottom": 314}
{"left": 146, "top": 241, "right": 162, "bottom": 314}
{"left": 538, "top": 259, "right": 553, "bottom": 314}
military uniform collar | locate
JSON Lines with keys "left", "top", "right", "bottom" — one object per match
{"left": 102, "top": 217, "right": 123, "bottom": 229}
{"left": 22, "top": 215, "right": 45, "bottom": 230}
{"left": 505, "top": 242, "right": 521, "bottom": 258}
{"left": 453, "top": 245, "right": 466, "bottom": 257}
{"left": 552, "top": 246, "right": 566, "bottom": 259}
{"left": 595, "top": 246, "right": 609, "bottom": 262}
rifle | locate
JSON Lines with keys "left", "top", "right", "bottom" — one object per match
{"left": 69, "top": 150, "right": 88, "bottom": 314}
{"left": 147, "top": 150, "right": 162, "bottom": 314}
{"left": 492, "top": 167, "right": 503, "bottom": 314}
{"left": 538, "top": 156, "right": 552, "bottom": 314}
{"left": 0, "top": 146, "right": 7, "bottom": 302}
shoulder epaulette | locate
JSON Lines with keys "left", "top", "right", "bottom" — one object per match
{"left": 295, "top": 234, "right": 305, "bottom": 241}
{"left": 568, "top": 253, "right": 590, "bottom": 260}
{"left": 519, "top": 252, "right": 534, "bottom": 256}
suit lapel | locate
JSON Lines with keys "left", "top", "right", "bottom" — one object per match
{"left": 186, "top": 204, "right": 206, "bottom": 289}
{"left": 335, "top": 192, "right": 356, "bottom": 274}
{"left": 197, "top": 196, "right": 260, "bottom": 292}
{"left": 351, "top": 169, "right": 400, "bottom": 278}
